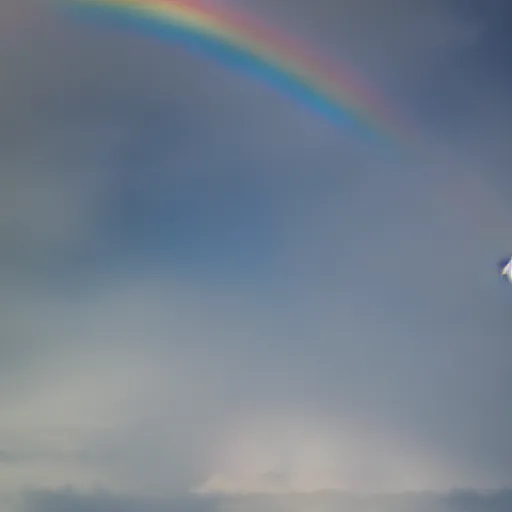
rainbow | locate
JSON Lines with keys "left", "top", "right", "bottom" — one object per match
{"left": 63, "top": 0, "right": 408, "bottom": 144}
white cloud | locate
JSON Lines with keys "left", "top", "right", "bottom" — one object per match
{"left": 192, "top": 409, "right": 477, "bottom": 496}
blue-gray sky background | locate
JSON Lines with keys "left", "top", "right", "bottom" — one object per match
{"left": 1, "top": 1, "right": 511, "bottom": 511}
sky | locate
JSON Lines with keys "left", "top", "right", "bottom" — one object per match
{"left": 0, "top": 0, "right": 511, "bottom": 511}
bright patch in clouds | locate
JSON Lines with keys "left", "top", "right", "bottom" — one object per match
{"left": 193, "top": 411, "right": 468, "bottom": 495}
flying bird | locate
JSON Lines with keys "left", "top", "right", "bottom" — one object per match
{"left": 498, "top": 256, "right": 512, "bottom": 283}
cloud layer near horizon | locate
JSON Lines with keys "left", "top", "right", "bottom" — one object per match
{"left": 19, "top": 487, "right": 512, "bottom": 512}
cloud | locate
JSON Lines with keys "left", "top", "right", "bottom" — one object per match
{"left": 191, "top": 410, "right": 462, "bottom": 495}
{"left": 15, "top": 487, "right": 512, "bottom": 512}
{"left": 0, "top": 275, "right": 258, "bottom": 496}
{"left": 20, "top": 488, "right": 214, "bottom": 512}
{"left": 0, "top": 0, "right": 511, "bottom": 507}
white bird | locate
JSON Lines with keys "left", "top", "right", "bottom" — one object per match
{"left": 499, "top": 256, "right": 512, "bottom": 283}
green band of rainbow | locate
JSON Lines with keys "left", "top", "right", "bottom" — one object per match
{"left": 65, "top": 0, "right": 410, "bottom": 145}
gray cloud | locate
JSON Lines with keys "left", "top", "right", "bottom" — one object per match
{"left": 0, "top": 0, "right": 511, "bottom": 509}
{"left": 18, "top": 487, "right": 512, "bottom": 512}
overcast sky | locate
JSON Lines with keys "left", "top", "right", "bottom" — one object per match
{"left": 1, "top": 1, "right": 511, "bottom": 511}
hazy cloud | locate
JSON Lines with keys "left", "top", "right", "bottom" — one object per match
{"left": 18, "top": 487, "right": 512, "bottom": 512}
{"left": 1, "top": 0, "right": 511, "bottom": 510}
